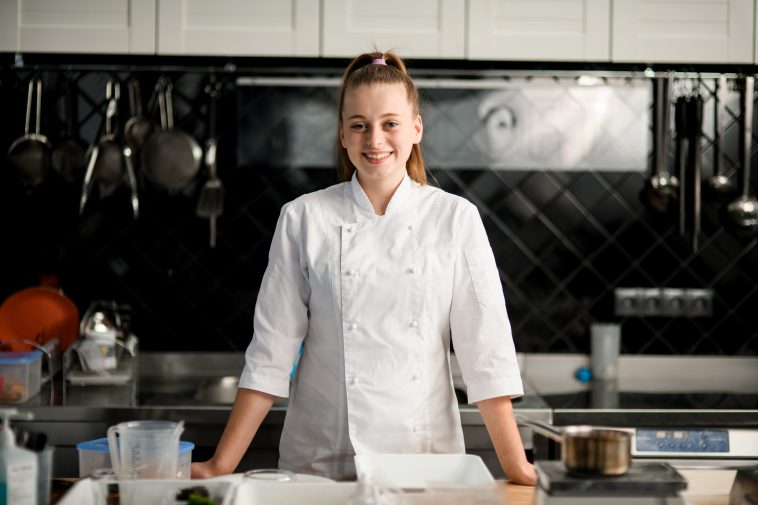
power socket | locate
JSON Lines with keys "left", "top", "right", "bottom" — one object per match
{"left": 614, "top": 287, "right": 714, "bottom": 317}
{"left": 639, "top": 288, "right": 662, "bottom": 316}
{"left": 661, "top": 288, "right": 686, "bottom": 316}
{"left": 685, "top": 289, "right": 713, "bottom": 317}
{"left": 614, "top": 288, "right": 639, "bottom": 316}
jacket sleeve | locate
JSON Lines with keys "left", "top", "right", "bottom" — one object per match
{"left": 239, "top": 203, "right": 310, "bottom": 397}
{"left": 449, "top": 203, "right": 524, "bottom": 404}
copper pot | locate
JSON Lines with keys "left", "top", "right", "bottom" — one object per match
{"left": 516, "top": 415, "right": 631, "bottom": 476}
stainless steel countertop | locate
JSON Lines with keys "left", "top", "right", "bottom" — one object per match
{"left": 14, "top": 352, "right": 757, "bottom": 478}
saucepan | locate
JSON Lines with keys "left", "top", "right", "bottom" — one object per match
{"left": 515, "top": 414, "right": 631, "bottom": 476}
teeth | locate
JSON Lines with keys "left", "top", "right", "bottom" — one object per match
{"left": 366, "top": 153, "right": 390, "bottom": 160}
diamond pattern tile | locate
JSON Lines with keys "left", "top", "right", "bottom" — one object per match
{"left": 0, "top": 66, "right": 756, "bottom": 355}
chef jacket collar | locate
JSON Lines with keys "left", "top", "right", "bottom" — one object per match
{"left": 349, "top": 171, "right": 413, "bottom": 217}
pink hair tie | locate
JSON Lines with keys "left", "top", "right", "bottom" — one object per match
{"left": 371, "top": 58, "right": 387, "bottom": 66}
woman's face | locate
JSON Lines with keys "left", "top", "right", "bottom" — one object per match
{"left": 340, "top": 83, "right": 423, "bottom": 186}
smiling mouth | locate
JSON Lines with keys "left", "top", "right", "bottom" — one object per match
{"left": 364, "top": 152, "right": 391, "bottom": 161}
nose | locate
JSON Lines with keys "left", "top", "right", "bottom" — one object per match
{"left": 366, "top": 127, "right": 384, "bottom": 148}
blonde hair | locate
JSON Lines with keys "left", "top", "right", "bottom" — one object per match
{"left": 335, "top": 50, "right": 426, "bottom": 185}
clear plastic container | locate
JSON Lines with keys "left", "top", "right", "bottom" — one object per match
{"left": 0, "top": 351, "right": 43, "bottom": 403}
{"left": 76, "top": 437, "right": 194, "bottom": 478}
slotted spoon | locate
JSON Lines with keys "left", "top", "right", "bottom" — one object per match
{"left": 196, "top": 81, "right": 224, "bottom": 248}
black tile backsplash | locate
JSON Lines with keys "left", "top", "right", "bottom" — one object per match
{"left": 1, "top": 61, "right": 756, "bottom": 355}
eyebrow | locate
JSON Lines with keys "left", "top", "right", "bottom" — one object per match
{"left": 346, "top": 113, "right": 402, "bottom": 120}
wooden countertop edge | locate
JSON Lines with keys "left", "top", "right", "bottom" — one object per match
{"left": 54, "top": 478, "right": 536, "bottom": 505}
{"left": 502, "top": 481, "right": 536, "bottom": 505}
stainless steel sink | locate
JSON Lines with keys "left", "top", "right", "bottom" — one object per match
{"left": 194, "top": 376, "right": 239, "bottom": 404}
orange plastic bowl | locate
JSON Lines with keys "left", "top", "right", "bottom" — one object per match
{"left": 0, "top": 286, "right": 79, "bottom": 352}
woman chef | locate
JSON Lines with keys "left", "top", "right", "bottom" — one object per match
{"left": 191, "top": 51, "right": 537, "bottom": 486}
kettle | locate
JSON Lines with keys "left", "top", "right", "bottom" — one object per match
{"left": 77, "top": 301, "right": 124, "bottom": 372}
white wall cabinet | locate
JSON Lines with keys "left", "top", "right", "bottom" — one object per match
{"left": 321, "top": 0, "right": 465, "bottom": 59}
{"left": 467, "top": 0, "right": 610, "bottom": 61}
{"left": 0, "top": 0, "right": 156, "bottom": 54}
{"left": 1, "top": 0, "right": 756, "bottom": 64}
{"left": 156, "top": 0, "right": 319, "bottom": 56}
{"left": 612, "top": 0, "right": 754, "bottom": 64}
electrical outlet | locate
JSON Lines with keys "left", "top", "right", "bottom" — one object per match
{"left": 639, "top": 288, "right": 662, "bottom": 316}
{"left": 685, "top": 289, "right": 714, "bottom": 317}
{"left": 614, "top": 288, "right": 639, "bottom": 316}
{"left": 661, "top": 288, "right": 687, "bottom": 316}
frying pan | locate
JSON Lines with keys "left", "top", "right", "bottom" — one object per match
{"left": 515, "top": 415, "right": 631, "bottom": 476}
{"left": 8, "top": 78, "right": 52, "bottom": 188}
{"left": 141, "top": 78, "right": 202, "bottom": 191}
{"left": 0, "top": 286, "right": 79, "bottom": 352}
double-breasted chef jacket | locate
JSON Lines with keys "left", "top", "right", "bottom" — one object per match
{"left": 239, "top": 172, "right": 523, "bottom": 480}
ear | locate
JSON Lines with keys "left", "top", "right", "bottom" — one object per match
{"left": 414, "top": 114, "right": 423, "bottom": 144}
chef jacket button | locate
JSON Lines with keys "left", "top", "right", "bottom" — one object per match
{"left": 346, "top": 269, "right": 357, "bottom": 277}
{"left": 412, "top": 373, "right": 420, "bottom": 381}
{"left": 412, "top": 425, "right": 421, "bottom": 433}
{"left": 409, "top": 319, "right": 418, "bottom": 328}
{"left": 349, "top": 376, "right": 360, "bottom": 385}
{"left": 408, "top": 224, "right": 414, "bottom": 231}
{"left": 346, "top": 226, "right": 353, "bottom": 233}
{"left": 407, "top": 266, "right": 416, "bottom": 274}
{"left": 348, "top": 322, "right": 357, "bottom": 331}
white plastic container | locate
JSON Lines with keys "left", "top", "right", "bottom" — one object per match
{"left": 0, "top": 351, "right": 42, "bottom": 403}
{"left": 76, "top": 438, "right": 194, "bottom": 479}
{"left": 235, "top": 482, "right": 357, "bottom": 505}
{"left": 56, "top": 476, "right": 235, "bottom": 505}
{"left": 354, "top": 453, "right": 494, "bottom": 490}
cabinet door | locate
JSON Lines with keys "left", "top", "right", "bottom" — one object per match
{"left": 612, "top": 0, "right": 754, "bottom": 63}
{"left": 157, "top": 0, "right": 318, "bottom": 56}
{"left": 0, "top": 0, "right": 155, "bottom": 54}
{"left": 321, "top": 0, "right": 465, "bottom": 58}
{"left": 467, "top": 0, "right": 610, "bottom": 61}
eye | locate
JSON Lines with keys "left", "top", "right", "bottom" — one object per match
{"left": 350, "top": 123, "right": 367, "bottom": 131}
{"left": 385, "top": 121, "right": 399, "bottom": 128}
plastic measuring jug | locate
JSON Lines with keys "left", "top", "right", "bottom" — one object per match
{"left": 107, "top": 420, "right": 184, "bottom": 479}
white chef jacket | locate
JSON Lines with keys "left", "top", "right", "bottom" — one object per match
{"left": 239, "top": 172, "right": 523, "bottom": 480}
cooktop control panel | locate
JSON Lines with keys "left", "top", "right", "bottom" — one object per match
{"left": 633, "top": 428, "right": 758, "bottom": 458}
{"left": 636, "top": 429, "right": 728, "bottom": 453}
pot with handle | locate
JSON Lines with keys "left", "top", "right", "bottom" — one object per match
{"left": 515, "top": 414, "right": 632, "bottom": 476}
{"left": 8, "top": 78, "right": 52, "bottom": 188}
{"left": 141, "top": 78, "right": 202, "bottom": 192}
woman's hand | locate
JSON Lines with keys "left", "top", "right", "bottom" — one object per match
{"left": 191, "top": 460, "right": 220, "bottom": 479}
{"left": 505, "top": 461, "right": 537, "bottom": 486}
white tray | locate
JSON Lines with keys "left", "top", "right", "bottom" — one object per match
{"left": 354, "top": 453, "right": 495, "bottom": 490}
{"left": 57, "top": 476, "right": 236, "bottom": 505}
{"left": 233, "top": 481, "right": 358, "bottom": 505}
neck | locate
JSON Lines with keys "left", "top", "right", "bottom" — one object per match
{"left": 356, "top": 172, "right": 405, "bottom": 216}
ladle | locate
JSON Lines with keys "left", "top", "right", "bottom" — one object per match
{"left": 706, "top": 75, "right": 736, "bottom": 201}
{"left": 726, "top": 76, "right": 758, "bottom": 232}
{"left": 647, "top": 74, "right": 678, "bottom": 212}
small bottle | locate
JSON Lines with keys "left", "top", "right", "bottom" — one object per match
{"left": 0, "top": 408, "right": 37, "bottom": 505}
